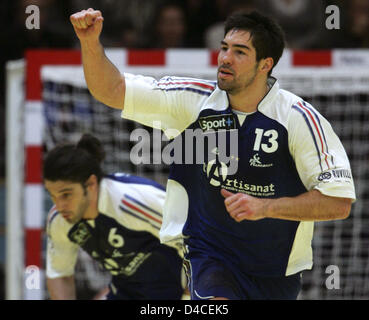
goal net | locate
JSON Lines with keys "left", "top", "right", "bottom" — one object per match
{"left": 6, "top": 49, "right": 369, "bottom": 299}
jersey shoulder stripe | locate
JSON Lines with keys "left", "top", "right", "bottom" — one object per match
{"left": 46, "top": 205, "right": 59, "bottom": 227}
{"left": 158, "top": 80, "right": 215, "bottom": 90}
{"left": 120, "top": 194, "right": 162, "bottom": 229}
{"left": 119, "top": 200, "right": 161, "bottom": 230}
{"left": 119, "top": 203, "right": 152, "bottom": 225}
{"left": 124, "top": 193, "right": 162, "bottom": 218}
{"left": 292, "top": 102, "right": 333, "bottom": 171}
{"left": 157, "top": 77, "right": 216, "bottom": 96}
{"left": 165, "top": 87, "right": 213, "bottom": 96}
{"left": 296, "top": 101, "right": 332, "bottom": 170}
{"left": 301, "top": 101, "right": 335, "bottom": 167}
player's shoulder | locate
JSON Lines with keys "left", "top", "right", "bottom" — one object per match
{"left": 46, "top": 205, "right": 58, "bottom": 226}
{"left": 98, "top": 173, "right": 166, "bottom": 216}
{"left": 125, "top": 72, "right": 217, "bottom": 97}
{"left": 260, "top": 78, "right": 325, "bottom": 130}
{"left": 278, "top": 88, "right": 302, "bottom": 108}
{"left": 46, "top": 205, "right": 73, "bottom": 238}
{"left": 258, "top": 79, "right": 301, "bottom": 128}
{"left": 103, "top": 173, "right": 166, "bottom": 192}
{"left": 280, "top": 89, "right": 329, "bottom": 132}
{"left": 98, "top": 174, "right": 165, "bottom": 230}
{"left": 275, "top": 82, "right": 311, "bottom": 116}
{"left": 157, "top": 76, "right": 217, "bottom": 94}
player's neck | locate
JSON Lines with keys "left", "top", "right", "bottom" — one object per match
{"left": 83, "top": 187, "right": 99, "bottom": 220}
{"left": 228, "top": 77, "right": 269, "bottom": 113}
{"left": 84, "top": 205, "right": 99, "bottom": 220}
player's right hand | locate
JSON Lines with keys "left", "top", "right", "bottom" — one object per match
{"left": 70, "top": 8, "right": 104, "bottom": 42}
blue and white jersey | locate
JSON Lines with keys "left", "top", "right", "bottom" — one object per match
{"left": 122, "top": 74, "right": 356, "bottom": 277}
{"left": 46, "top": 173, "right": 182, "bottom": 281}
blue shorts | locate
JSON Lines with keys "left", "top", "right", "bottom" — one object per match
{"left": 184, "top": 250, "right": 302, "bottom": 300}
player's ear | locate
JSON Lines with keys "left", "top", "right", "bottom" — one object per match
{"left": 259, "top": 57, "right": 274, "bottom": 74}
{"left": 85, "top": 174, "right": 98, "bottom": 191}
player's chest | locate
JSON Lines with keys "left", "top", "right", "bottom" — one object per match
{"left": 67, "top": 214, "right": 153, "bottom": 256}
{"left": 184, "top": 110, "right": 290, "bottom": 167}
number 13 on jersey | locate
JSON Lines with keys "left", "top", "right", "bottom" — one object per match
{"left": 253, "top": 128, "right": 279, "bottom": 153}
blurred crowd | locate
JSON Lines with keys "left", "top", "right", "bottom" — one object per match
{"left": 0, "top": 0, "right": 369, "bottom": 178}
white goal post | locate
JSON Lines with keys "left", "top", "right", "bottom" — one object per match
{"left": 5, "top": 48, "right": 369, "bottom": 299}
{"left": 6, "top": 60, "right": 25, "bottom": 300}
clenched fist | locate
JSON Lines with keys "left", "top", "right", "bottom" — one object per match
{"left": 221, "top": 188, "right": 270, "bottom": 222}
{"left": 70, "top": 8, "right": 104, "bottom": 42}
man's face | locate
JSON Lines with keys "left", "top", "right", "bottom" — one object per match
{"left": 217, "top": 29, "right": 260, "bottom": 94}
{"left": 45, "top": 180, "right": 90, "bottom": 224}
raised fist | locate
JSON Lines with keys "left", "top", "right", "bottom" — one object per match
{"left": 70, "top": 8, "right": 104, "bottom": 42}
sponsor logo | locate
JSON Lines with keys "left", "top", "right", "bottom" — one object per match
{"left": 203, "top": 159, "right": 275, "bottom": 197}
{"left": 204, "top": 159, "right": 228, "bottom": 187}
{"left": 318, "top": 169, "right": 352, "bottom": 182}
{"left": 318, "top": 171, "right": 332, "bottom": 181}
{"left": 130, "top": 120, "right": 239, "bottom": 175}
{"left": 198, "top": 114, "right": 236, "bottom": 132}
{"left": 69, "top": 222, "right": 91, "bottom": 246}
{"left": 332, "top": 169, "right": 352, "bottom": 179}
{"left": 249, "top": 153, "right": 273, "bottom": 168}
{"left": 123, "top": 252, "right": 152, "bottom": 276}
{"left": 223, "top": 178, "right": 275, "bottom": 197}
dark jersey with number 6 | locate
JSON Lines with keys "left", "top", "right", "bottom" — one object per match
{"left": 46, "top": 173, "right": 184, "bottom": 299}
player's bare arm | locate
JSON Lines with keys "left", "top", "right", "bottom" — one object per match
{"left": 70, "top": 9, "right": 125, "bottom": 109}
{"left": 221, "top": 188, "right": 351, "bottom": 222}
{"left": 47, "top": 276, "right": 76, "bottom": 300}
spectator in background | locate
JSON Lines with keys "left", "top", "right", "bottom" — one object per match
{"left": 71, "top": 0, "right": 162, "bottom": 48}
{"left": 146, "top": 1, "right": 188, "bottom": 48}
{"left": 114, "top": 21, "right": 140, "bottom": 48}
{"left": 103, "top": 20, "right": 140, "bottom": 48}
{"left": 204, "top": 0, "right": 256, "bottom": 49}
{"left": 348, "top": 0, "right": 369, "bottom": 47}
{"left": 183, "top": 0, "right": 218, "bottom": 47}
{"left": 11, "top": 0, "right": 76, "bottom": 51}
{"left": 0, "top": 0, "right": 76, "bottom": 179}
{"left": 255, "top": 0, "right": 326, "bottom": 49}
{"left": 317, "top": 0, "right": 369, "bottom": 48}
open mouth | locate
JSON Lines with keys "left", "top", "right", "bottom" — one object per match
{"left": 218, "top": 68, "right": 233, "bottom": 78}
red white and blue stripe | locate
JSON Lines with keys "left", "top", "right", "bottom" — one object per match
{"left": 46, "top": 205, "right": 59, "bottom": 228}
{"left": 157, "top": 77, "right": 216, "bottom": 97}
{"left": 292, "top": 101, "right": 334, "bottom": 172}
{"left": 119, "top": 194, "right": 162, "bottom": 230}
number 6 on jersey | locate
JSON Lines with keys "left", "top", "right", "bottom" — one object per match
{"left": 108, "top": 227, "right": 124, "bottom": 248}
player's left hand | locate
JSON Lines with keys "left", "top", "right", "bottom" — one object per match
{"left": 221, "top": 189, "right": 270, "bottom": 222}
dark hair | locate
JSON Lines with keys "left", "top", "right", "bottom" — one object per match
{"left": 43, "top": 134, "right": 105, "bottom": 184}
{"left": 224, "top": 11, "right": 285, "bottom": 75}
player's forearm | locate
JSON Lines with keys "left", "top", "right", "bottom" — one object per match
{"left": 80, "top": 39, "right": 125, "bottom": 109}
{"left": 47, "top": 276, "right": 76, "bottom": 300}
{"left": 266, "top": 189, "right": 351, "bottom": 221}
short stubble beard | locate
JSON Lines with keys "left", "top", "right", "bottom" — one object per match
{"left": 217, "top": 63, "right": 259, "bottom": 95}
